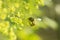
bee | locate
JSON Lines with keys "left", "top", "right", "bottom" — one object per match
{"left": 28, "top": 17, "right": 35, "bottom": 26}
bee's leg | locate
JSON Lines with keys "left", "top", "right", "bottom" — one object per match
{"left": 30, "top": 22, "right": 35, "bottom": 26}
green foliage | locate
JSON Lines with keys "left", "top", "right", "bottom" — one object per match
{"left": 0, "top": 0, "right": 58, "bottom": 40}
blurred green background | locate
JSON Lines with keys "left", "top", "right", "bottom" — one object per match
{"left": 0, "top": 0, "right": 60, "bottom": 40}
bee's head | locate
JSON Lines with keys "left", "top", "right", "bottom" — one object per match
{"left": 28, "top": 17, "right": 34, "bottom": 22}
